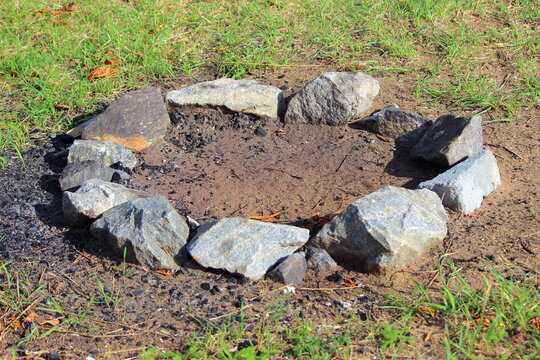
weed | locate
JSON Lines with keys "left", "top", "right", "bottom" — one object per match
{"left": 94, "top": 271, "right": 123, "bottom": 309}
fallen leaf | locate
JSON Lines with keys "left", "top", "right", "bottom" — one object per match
{"left": 344, "top": 278, "right": 356, "bottom": 287}
{"left": 424, "top": 331, "right": 433, "bottom": 342}
{"left": 31, "top": 72, "right": 40, "bottom": 78}
{"left": 418, "top": 307, "right": 439, "bottom": 317}
{"left": 376, "top": 134, "right": 392, "bottom": 142}
{"left": 531, "top": 317, "right": 540, "bottom": 332}
{"left": 39, "top": 318, "right": 61, "bottom": 326}
{"left": 9, "top": 318, "right": 21, "bottom": 329}
{"left": 23, "top": 311, "right": 38, "bottom": 324}
{"left": 164, "top": 49, "right": 174, "bottom": 54}
{"left": 249, "top": 212, "right": 281, "bottom": 221}
{"left": 54, "top": 104, "right": 70, "bottom": 111}
{"left": 86, "top": 66, "right": 120, "bottom": 80}
{"left": 156, "top": 269, "right": 171, "bottom": 276}
{"left": 104, "top": 58, "right": 120, "bottom": 65}
{"left": 51, "top": 20, "right": 68, "bottom": 25}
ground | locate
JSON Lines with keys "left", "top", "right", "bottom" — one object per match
{"left": 1, "top": 67, "right": 539, "bottom": 359}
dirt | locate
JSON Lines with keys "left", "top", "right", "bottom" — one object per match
{"left": 0, "top": 65, "right": 539, "bottom": 359}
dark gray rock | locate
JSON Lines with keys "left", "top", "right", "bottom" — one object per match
{"left": 417, "top": 149, "right": 501, "bottom": 214}
{"left": 310, "top": 186, "right": 447, "bottom": 272}
{"left": 82, "top": 86, "right": 170, "bottom": 152}
{"left": 306, "top": 247, "right": 337, "bottom": 272}
{"left": 90, "top": 195, "right": 189, "bottom": 270}
{"left": 284, "top": 72, "right": 379, "bottom": 126}
{"left": 67, "top": 140, "right": 137, "bottom": 169}
{"left": 187, "top": 217, "right": 309, "bottom": 280}
{"left": 267, "top": 253, "right": 307, "bottom": 285}
{"left": 410, "top": 114, "right": 483, "bottom": 167}
{"left": 60, "top": 160, "right": 116, "bottom": 191}
{"left": 166, "top": 79, "right": 285, "bottom": 119}
{"left": 356, "top": 104, "right": 432, "bottom": 139}
{"left": 63, "top": 179, "right": 149, "bottom": 228}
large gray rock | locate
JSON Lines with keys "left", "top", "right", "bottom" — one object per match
{"left": 82, "top": 86, "right": 170, "bottom": 152}
{"left": 166, "top": 79, "right": 285, "bottom": 119}
{"left": 410, "top": 114, "right": 483, "bottom": 167}
{"left": 306, "top": 247, "right": 337, "bottom": 272}
{"left": 356, "top": 104, "right": 432, "bottom": 141}
{"left": 90, "top": 195, "right": 189, "bottom": 270}
{"left": 63, "top": 179, "right": 149, "bottom": 228}
{"left": 68, "top": 140, "right": 137, "bottom": 169}
{"left": 310, "top": 186, "right": 447, "bottom": 272}
{"left": 284, "top": 72, "right": 379, "bottom": 126}
{"left": 187, "top": 218, "right": 309, "bottom": 280}
{"left": 60, "top": 160, "right": 116, "bottom": 191}
{"left": 417, "top": 150, "right": 501, "bottom": 214}
{"left": 267, "top": 253, "right": 308, "bottom": 285}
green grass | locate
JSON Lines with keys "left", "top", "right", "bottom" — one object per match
{"left": 138, "top": 259, "right": 540, "bottom": 359}
{"left": 1, "top": 0, "right": 539, "bottom": 164}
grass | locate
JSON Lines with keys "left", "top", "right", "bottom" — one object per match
{"left": 1, "top": 0, "right": 539, "bottom": 164}
{"left": 138, "top": 259, "right": 540, "bottom": 359}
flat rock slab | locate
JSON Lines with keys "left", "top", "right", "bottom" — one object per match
{"left": 187, "top": 217, "right": 310, "bottom": 280}
{"left": 60, "top": 160, "right": 116, "bottom": 191}
{"left": 310, "top": 186, "right": 447, "bottom": 272}
{"left": 166, "top": 79, "right": 285, "bottom": 119}
{"left": 356, "top": 104, "right": 432, "bottom": 141}
{"left": 82, "top": 86, "right": 170, "bottom": 152}
{"left": 267, "top": 252, "right": 307, "bottom": 285}
{"left": 90, "top": 195, "right": 189, "bottom": 270}
{"left": 63, "top": 179, "right": 149, "bottom": 228}
{"left": 411, "top": 114, "right": 483, "bottom": 167}
{"left": 284, "top": 72, "right": 379, "bottom": 126}
{"left": 418, "top": 150, "right": 501, "bottom": 214}
{"left": 68, "top": 140, "right": 137, "bottom": 169}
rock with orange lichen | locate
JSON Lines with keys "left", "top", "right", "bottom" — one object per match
{"left": 82, "top": 86, "right": 170, "bottom": 152}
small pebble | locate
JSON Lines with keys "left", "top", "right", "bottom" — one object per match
{"left": 255, "top": 127, "right": 267, "bottom": 137}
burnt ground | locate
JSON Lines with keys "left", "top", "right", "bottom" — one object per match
{"left": 0, "top": 66, "right": 539, "bottom": 359}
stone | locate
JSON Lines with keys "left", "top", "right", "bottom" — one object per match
{"left": 306, "top": 247, "right": 337, "bottom": 272}
{"left": 284, "top": 72, "right": 379, "bottom": 126}
{"left": 59, "top": 160, "right": 116, "bottom": 191}
{"left": 355, "top": 104, "right": 432, "bottom": 140}
{"left": 166, "top": 79, "right": 285, "bottom": 119}
{"left": 63, "top": 179, "right": 149, "bottom": 228}
{"left": 267, "top": 253, "right": 307, "bottom": 285}
{"left": 187, "top": 217, "right": 309, "bottom": 280}
{"left": 90, "top": 195, "right": 189, "bottom": 270}
{"left": 410, "top": 114, "right": 483, "bottom": 167}
{"left": 82, "top": 86, "right": 170, "bottom": 152}
{"left": 417, "top": 150, "right": 501, "bottom": 214}
{"left": 67, "top": 140, "right": 137, "bottom": 169}
{"left": 310, "top": 186, "right": 447, "bottom": 272}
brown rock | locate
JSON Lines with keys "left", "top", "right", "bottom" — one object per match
{"left": 82, "top": 87, "right": 170, "bottom": 152}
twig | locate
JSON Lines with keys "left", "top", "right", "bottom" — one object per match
{"left": 516, "top": 238, "right": 536, "bottom": 255}
{"left": 335, "top": 155, "right": 349, "bottom": 173}
{"left": 264, "top": 167, "right": 303, "bottom": 180}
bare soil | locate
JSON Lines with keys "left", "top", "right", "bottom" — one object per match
{"left": 0, "top": 65, "right": 538, "bottom": 359}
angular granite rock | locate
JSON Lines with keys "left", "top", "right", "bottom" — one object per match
{"left": 356, "top": 104, "right": 432, "bottom": 140}
{"left": 284, "top": 72, "right": 379, "bottom": 126}
{"left": 60, "top": 160, "right": 116, "bottom": 191}
{"left": 90, "top": 195, "right": 189, "bottom": 270}
{"left": 67, "top": 140, "right": 137, "bottom": 169}
{"left": 306, "top": 247, "right": 337, "bottom": 272}
{"left": 166, "top": 79, "right": 285, "bottom": 119}
{"left": 310, "top": 186, "right": 447, "bottom": 272}
{"left": 267, "top": 252, "right": 308, "bottom": 285}
{"left": 82, "top": 86, "right": 170, "bottom": 152}
{"left": 418, "top": 150, "right": 501, "bottom": 214}
{"left": 187, "top": 217, "right": 309, "bottom": 280}
{"left": 410, "top": 114, "right": 483, "bottom": 167}
{"left": 63, "top": 179, "right": 149, "bottom": 228}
